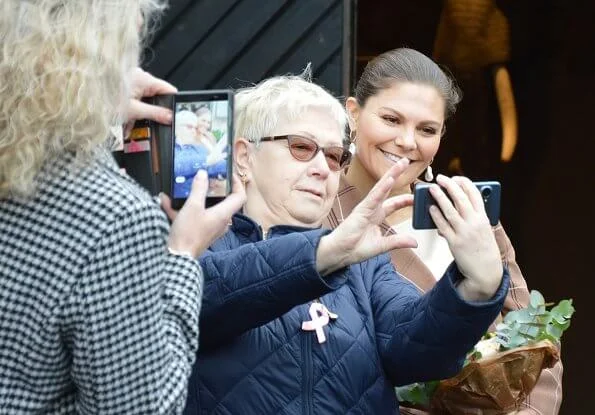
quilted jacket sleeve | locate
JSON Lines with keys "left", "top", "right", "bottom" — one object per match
{"left": 368, "top": 256, "right": 510, "bottom": 386}
{"left": 198, "top": 229, "right": 347, "bottom": 349}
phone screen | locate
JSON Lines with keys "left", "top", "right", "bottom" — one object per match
{"left": 172, "top": 94, "right": 232, "bottom": 203}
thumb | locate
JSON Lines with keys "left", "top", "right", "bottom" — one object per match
{"left": 206, "top": 174, "right": 246, "bottom": 220}
{"left": 186, "top": 170, "right": 209, "bottom": 206}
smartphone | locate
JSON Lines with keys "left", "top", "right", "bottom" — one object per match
{"left": 170, "top": 90, "right": 234, "bottom": 209}
{"left": 412, "top": 181, "right": 501, "bottom": 230}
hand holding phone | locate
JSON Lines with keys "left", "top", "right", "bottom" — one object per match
{"left": 412, "top": 180, "right": 501, "bottom": 230}
{"left": 164, "top": 170, "right": 246, "bottom": 258}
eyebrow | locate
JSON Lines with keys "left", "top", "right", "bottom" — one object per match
{"left": 378, "top": 107, "right": 442, "bottom": 127}
{"left": 294, "top": 131, "right": 343, "bottom": 147}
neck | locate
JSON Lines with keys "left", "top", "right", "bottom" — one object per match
{"left": 243, "top": 199, "right": 270, "bottom": 235}
{"left": 345, "top": 155, "right": 413, "bottom": 226}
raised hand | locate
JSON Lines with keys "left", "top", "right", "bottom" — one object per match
{"left": 206, "top": 149, "right": 228, "bottom": 166}
{"left": 316, "top": 158, "right": 418, "bottom": 275}
{"left": 429, "top": 175, "right": 503, "bottom": 301}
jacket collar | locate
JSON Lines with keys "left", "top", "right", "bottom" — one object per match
{"left": 231, "top": 213, "right": 321, "bottom": 241}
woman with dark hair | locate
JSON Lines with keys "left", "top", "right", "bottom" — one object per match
{"left": 324, "top": 47, "right": 563, "bottom": 414}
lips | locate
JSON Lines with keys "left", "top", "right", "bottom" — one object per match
{"left": 380, "top": 149, "right": 413, "bottom": 164}
{"left": 298, "top": 188, "right": 323, "bottom": 198}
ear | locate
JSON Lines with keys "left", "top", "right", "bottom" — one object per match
{"left": 234, "top": 137, "right": 252, "bottom": 181}
{"left": 345, "top": 97, "right": 361, "bottom": 132}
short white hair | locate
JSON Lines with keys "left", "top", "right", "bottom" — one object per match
{"left": 234, "top": 68, "right": 348, "bottom": 145}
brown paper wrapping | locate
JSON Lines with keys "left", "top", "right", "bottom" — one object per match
{"left": 429, "top": 340, "right": 560, "bottom": 415}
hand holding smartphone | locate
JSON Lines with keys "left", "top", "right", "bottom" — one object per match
{"left": 412, "top": 181, "right": 501, "bottom": 230}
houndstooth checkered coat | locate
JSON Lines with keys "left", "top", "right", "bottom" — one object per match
{"left": 0, "top": 150, "right": 203, "bottom": 414}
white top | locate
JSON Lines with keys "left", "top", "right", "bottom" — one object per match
{"left": 393, "top": 218, "right": 454, "bottom": 280}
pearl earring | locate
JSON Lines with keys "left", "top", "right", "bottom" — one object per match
{"left": 349, "top": 130, "right": 356, "bottom": 154}
{"left": 424, "top": 165, "right": 434, "bottom": 182}
{"left": 349, "top": 142, "right": 356, "bottom": 155}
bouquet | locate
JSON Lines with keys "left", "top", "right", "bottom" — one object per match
{"left": 396, "top": 291, "right": 575, "bottom": 414}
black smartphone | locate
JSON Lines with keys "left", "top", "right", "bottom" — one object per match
{"left": 170, "top": 90, "right": 234, "bottom": 209}
{"left": 412, "top": 181, "right": 501, "bottom": 230}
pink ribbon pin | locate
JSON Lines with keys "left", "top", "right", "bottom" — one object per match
{"left": 301, "top": 302, "right": 338, "bottom": 344}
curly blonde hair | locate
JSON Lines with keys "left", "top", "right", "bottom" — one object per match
{"left": 0, "top": 0, "right": 166, "bottom": 198}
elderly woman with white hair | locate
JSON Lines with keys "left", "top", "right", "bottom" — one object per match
{"left": 0, "top": 1, "right": 244, "bottom": 413}
{"left": 180, "top": 73, "right": 511, "bottom": 415}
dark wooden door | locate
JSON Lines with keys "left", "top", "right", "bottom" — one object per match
{"left": 144, "top": 0, "right": 355, "bottom": 96}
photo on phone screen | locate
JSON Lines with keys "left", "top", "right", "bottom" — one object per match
{"left": 171, "top": 91, "right": 233, "bottom": 208}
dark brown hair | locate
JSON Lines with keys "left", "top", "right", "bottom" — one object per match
{"left": 354, "top": 48, "right": 462, "bottom": 119}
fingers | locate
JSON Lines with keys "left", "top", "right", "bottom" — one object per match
{"left": 428, "top": 183, "right": 461, "bottom": 230}
{"left": 211, "top": 174, "right": 246, "bottom": 216}
{"left": 435, "top": 174, "right": 474, "bottom": 218}
{"left": 383, "top": 233, "right": 418, "bottom": 251}
{"left": 159, "top": 193, "right": 178, "bottom": 221}
{"left": 429, "top": 204, "right": 454, "bottom": 240}
{"left": 128, "top": 98, "right": 173, "bottom": 125}
{"left": 206, "top": 151, "right": 227, "bottom": 166}
{"left": 382, "top": 194, "right": 414, "bottom": 217}
{"left": 130, "top": 68, "right": 177, "bottom": 97}
{"left": 144, "top": 73, "right": 177, "bottom": 96}
{"left": 127, "top": 68, "right": 177, "bottom": 125}
{"left": 363, "top": 158, "right": 409, "bottom": 209}
{"left": 453, "top": 176, "right": 485, "bottom": 213}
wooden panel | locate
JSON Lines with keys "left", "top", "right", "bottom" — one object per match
{"left": 143, "top": 0, "right": 353, "bottom": 96}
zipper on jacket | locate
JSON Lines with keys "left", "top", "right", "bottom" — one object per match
{"left": 301, "top": 332, "right": 313, "bottom": 415}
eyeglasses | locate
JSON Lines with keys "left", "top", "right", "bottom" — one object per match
{"left": 252, "top": 135, "right": 352, "bottom": 171}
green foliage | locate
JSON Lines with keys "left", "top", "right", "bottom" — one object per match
{"left": 394, "top": 290, "right": 575, "bottom": 407}
{"left": 212, "top": 129, "right": 224, "bottom": 141}
{"left": 395, "top": 381, "right": 439, "bottom": 407}
{"left": 495, "top": 291, "right": 575, "bottom": 349}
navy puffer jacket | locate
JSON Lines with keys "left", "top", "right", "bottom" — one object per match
{"left": 184, "top": 214, "right": 509, "bottom": 415}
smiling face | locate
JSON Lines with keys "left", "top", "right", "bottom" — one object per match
{"left": 348, "top": 82, "right": 445, "bottom": 192}
{"left": 236, "top": 107, "right": 343, "bottom": 230}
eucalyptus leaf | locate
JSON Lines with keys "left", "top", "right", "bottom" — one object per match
{"left": 546, "top": 324, "right": 563, "bottom": 339}
{"left": 493, "top": 290, "right": 574, "bottom": 350}
{"left": 530, "top": 290, "right": 545, "bottom": 308}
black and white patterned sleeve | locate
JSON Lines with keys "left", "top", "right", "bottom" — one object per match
{"left": 67, "top": 202, "right": 202, "bottom": 414}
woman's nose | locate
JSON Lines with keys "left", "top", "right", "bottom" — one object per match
{"left": 308, "top": 150, "right": 331, "bottom": 178}
{"left": 394, "top": 129, "right": 417, "bottom": 151}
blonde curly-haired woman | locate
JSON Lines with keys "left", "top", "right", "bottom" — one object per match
{"left": 0, "top": 1, "right": 244, "bottom": 413}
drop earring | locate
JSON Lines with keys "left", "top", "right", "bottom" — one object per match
{"left": 349, "top": 130, "right": 356, "bottom": 154}
{"left": 424, "top": 164, "right": 434, "bottom": 182}
{"left": 238, "top": 171, "right": 247, "bottom": 183}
